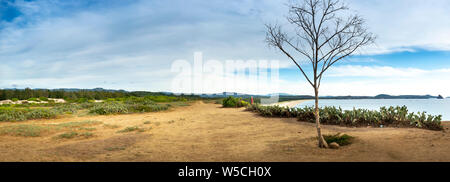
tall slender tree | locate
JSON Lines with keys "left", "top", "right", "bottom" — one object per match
{"left": 266, "top": 0, "right": 375, "bottom": 148}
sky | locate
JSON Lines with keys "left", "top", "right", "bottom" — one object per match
{"left": 0, "top": 0, "right": 450, "bottom": 96}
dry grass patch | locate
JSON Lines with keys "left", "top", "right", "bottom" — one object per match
{"left": 103, "top": 124, "right": 120, "bottom": 129}
{"left": 55, "top": 131, "right": 94, "bottom": 139}
{"left": 0, "top": 120, "right": 102, "bottom": 137}
{"left": 0, "top": 124, "right": 52, "bottom": 137}
{"left": 117, "top": 126, "right": 147, "bottom": 133}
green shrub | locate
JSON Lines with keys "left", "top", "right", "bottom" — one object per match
{"left": 52, "top": 104, "right": 81, "bottom": 114}
{"left": 76, "top": 98, "right": 89, "bottom": 103}
{"left": 0, "top": 124, "right": 50, "bottom": 137}
{"left": 117, "top": 126, "right": 145, "bottom": 133}
{"left": 27, "top": 98, "right": 39, "bottom": 102}
{"left": 222, "top": 96, "right": 249, "bottom": 108}
{"left": 56, "top": 131, "right": 94, "bottom": 139}
{"left": 0, "top": 107, "right": 57, "bottom": 122}
{"left": 39, "top": 97, "right": 49, "bottom": 101}
{"left": 11, "top": 98, "right": 19, "bottom": 102}
{"left": 88, "top": 100, "right": 169, "bottom": 115}
{"left": 323, "top": 133, "right": 354, "bottom": 146}
{"left": 89, "top": 102, "right": 129, "bottom": 115}
{"left": 25, "top": 108, "right": 57, "bottom": 120}
{"left": 105, "top": 98, "right": 116, "bottom": 102}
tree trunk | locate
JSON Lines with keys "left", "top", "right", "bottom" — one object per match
{"left": 314, "top": 88, "right": 328, "bottom": 148}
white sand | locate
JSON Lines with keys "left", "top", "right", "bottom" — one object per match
{"left": 264, "top": 100, "right": 311, "bottom": 108}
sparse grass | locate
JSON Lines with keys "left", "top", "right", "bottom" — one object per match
{"left": 169, "top": 102, "right": 190, "bottom": 107}
{"left": 168, "top": 120, "right": 175, "bottom": 124}
{"left": 323, "top": 133, "right": 355, "bottom": 146}
{"left": 103, "top": 124, "right": 120, "bottom": 129}
{"left": 77, "top": 127, "right": 96, "bottom": 131}
{"left": 0, "top": 124, "right": 51, "bottom": 137}
{"left": 143, "top": 121, "right": 151, "bottom": 124}
{"left": 104, "top": 146, "right": 126, "bottom": 151}
{"left": 0, "top": 120, "right": 101, "bottom": 137}
{"left": 56, "top": 131, "right": 78, "bottom": 139}
{"left": 55, "top": 131, "right": 94, "bottom": 139}
{"left": 54, "top": 121, "right": 102, "bottom": 129}
{"left": 154, "top": 122, "right": 161, "bottom": 126}
{"left": 117, "top": 126, "right": 146, "bottom": 133}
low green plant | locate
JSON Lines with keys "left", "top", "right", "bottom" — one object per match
{"left": 0, "top": 107, "right": 58, "bottom": 122}
{"left": 105, "top": 146, "right": 126, "bottom": 151}
{"left": 0, "top": 124, "right": 51, "bottom": 137}
{"left": 89, "top": 102, "right": 129, "bottom": 115}
{"left": 52, "top": 104, "right": 82, "bottom": 114}
{"left": 58, "top": 120, "right": 101, "bottom": 126}
{"left": 56, "top": 131, "right": 94, "bottom": 139}
{"left": 103, "top": 124, "right": 120, "bottom": 129}
{"left": 27, "top": 98, "right": 39, "bottom": 102}
{"left": 222, "top": 96, "right": 249, "bottom": 108}
{"left": 39, "top": 97, "right": 49, "bottom": 101}
{"left": 246, "top": 104, "right": 443, "bottom": 131}
{"left": 323, "top": 133, "right": 354, "bottom": 146}
{"left": 117, "top": 126, "right": 145, "bottom": 133}
{"left": 89, "top": 100, "right": 169, "bottom": 115}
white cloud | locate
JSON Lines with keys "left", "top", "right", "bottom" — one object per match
{"left": 314, "top": 65, "right": 450, "bottom": 97}
{"left": 327, "top": 65, "right": 428, "bottom": 77}
{"left": 0, "top": 0, "right": 450, "bottom": 96}
{"left": 348, "top": 0, "right": 450, "bottom": 54}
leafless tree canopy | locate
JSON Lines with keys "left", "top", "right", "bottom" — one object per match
{"left": 266, "top": 0, "right": 375, "bottom": 148}
{"left": 266, "top": 0, "right": 375, "bottom": 88}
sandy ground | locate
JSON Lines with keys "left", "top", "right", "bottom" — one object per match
{"left": 0, "top": 101, "right": 449, "bottom": 162}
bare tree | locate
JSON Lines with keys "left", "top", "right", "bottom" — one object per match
{"left": 266, "top": 0, "right": 375, "bottom": 148}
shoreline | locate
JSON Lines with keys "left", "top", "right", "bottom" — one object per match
{"left": 264, "top": 99, "right": 311, "bottom": 108}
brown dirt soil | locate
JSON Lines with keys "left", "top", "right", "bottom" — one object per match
{"left": 0, "top": 101, "right": 449, "bottom": 162}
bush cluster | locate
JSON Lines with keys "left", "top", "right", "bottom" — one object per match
{"left": 0, "top": 108, "right": 58, "bottom": 122}
{"left": 88, "top": 99, "right": 169, "bottom": 115}
{"left": 0, "top": 96, "right": 174, "bottom": 121}
{"left": 246, "top": 104, "right": 443, "bottom": 131}
{"left": 222, "top": 96, "right": 249, "bottom": 108}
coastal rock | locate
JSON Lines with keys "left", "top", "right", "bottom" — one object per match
{"left": 329, "top": 142, "right": 340, "bottom": 149}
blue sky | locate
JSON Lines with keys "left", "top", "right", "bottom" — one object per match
{"left": 1, "top": 0, "right": 450, "bottom": 96}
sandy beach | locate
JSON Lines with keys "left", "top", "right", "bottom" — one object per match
{"left": 0, "top": 101, "right": 449, "bottom": 162}
{"left": 265, "top": 100, "right": 311, "bottom": 108}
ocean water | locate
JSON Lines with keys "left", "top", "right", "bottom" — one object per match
{"left": 295, "top": 99, "right": 450, "bottom": 120}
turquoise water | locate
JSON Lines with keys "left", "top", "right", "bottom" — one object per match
{"left": 295, "top": 99, "right": 450, "bottom": 120}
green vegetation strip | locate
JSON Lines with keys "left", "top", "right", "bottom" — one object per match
{"left": 323, "top": 134, "right": 354, "bottom": 146}
{"left": 246, "top": 104, "right": 443, "bottom": 131}
{"left": 0, "top": 96, "right": 185, "bottom": 121}
{"left": 55, "top": 131, "right": 94, "bottom": 139}
{"left": 222, "top": 96, "right": 250, "bottom": 108}
{"left": 117, "top": 126, "right": 147, "bottom": 133}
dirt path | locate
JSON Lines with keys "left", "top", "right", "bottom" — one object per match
{"left": 0, "top": 101, "right": 449, "bottom": 162}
